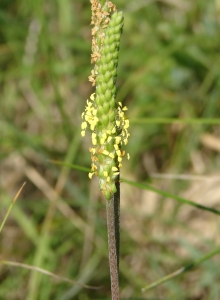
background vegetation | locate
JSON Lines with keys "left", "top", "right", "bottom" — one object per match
{"left": 1, "top": 0, "right": 220, "bottom": 299}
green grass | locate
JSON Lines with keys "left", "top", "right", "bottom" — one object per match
{"left": 1, "top": 0, "right": 220, "bottom": 299}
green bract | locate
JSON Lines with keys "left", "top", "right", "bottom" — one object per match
{"left": 81, "top": 1, "right": 130, "bottom": 200}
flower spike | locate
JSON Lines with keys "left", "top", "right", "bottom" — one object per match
{"left": 81, "top": 1, "right": 130, "bottom": 200}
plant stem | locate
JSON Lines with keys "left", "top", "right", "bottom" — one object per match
{"left": 106, "top": 178, "right": 120, "bottom": 299}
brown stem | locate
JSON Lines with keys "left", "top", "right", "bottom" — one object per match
{"left": 106, "top": 178, "right": 120, "bottom": 300}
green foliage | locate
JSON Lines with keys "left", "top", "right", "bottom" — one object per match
{"left": 1, "top": 0, "right": 220, "bottom": 299}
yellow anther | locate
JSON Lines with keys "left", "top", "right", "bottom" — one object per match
{"left": 90, "top": 93, "right": 95, "bottom": 101}
{"left": 111, "top": 127, "right": 116, "bottom": 134}
{"left": 122, "top": 106, "right": 128, "bottom": 111}
{"left": 112, "top": 166, "right": 118, "bottom": 171}
{"left": 109, "top": 153, "right": 114, "bottom": 159}
{"left": 127, "top": 153, "right": 130, "bottom": 160}
{"left": 81, "top": 122, "right": 87, "bottom": 129}
{"left": 91, "top": 122, "right": 96, "bottom": 131}
{"left": 92, "top": 133, "right": 97, "bottom": 145}
{"left": 119, "top": 112, "right": 124, "bottom": 118}
{"left": 87, "top": 100, "right": 92, "bottom": 107}
{"left": 92, "top": 108, "right": 97, "bottom": 115}
{"left": 91, "top": 163, "right": 97, "bottom": 169}
{"left": 115, "top": 136, "right": 121, "bottom": 144}
{"left": 114, "top": 144, "right": 119, "bottom": 150}
{"left": 103, "top": 150, "right": 109, "bottom": 155}
{"left": 81, "top": 131, "right": 85, "bottom": 137}
{"left": 102, "top": 132, "right": 107, "bottom": 140}
{"left": 124, "top": 120, "right": 129, "bottom": 129}
{"left": 89, "top": 147, "right": 96, "bottom": 155}
{"left": 116, "top": 150, "right": 121, "bottom": 157}
{"left": 88, "top": 172, "right": 94, "bottom": 179}
{"left": 124, "top": 138, "right": 128, "bottom": 145}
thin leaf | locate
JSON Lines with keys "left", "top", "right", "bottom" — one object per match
{"left": 131, "top": 118, "right": 220, "bottom": 125}
{"left": 0, "top": 260, "right": 101, "bottom": 290}
{"left": 0, "top": 182, "right": 26, "bottom": 234}
{"left": 122, "top": 178, "right": 220, "bottom": 216}
{"left": 49, "top": 161, "right": 220, "bottom": 216}
{"left": 142, "top": 247, "right": 220, "bottom": 292}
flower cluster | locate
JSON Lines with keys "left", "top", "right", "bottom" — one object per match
{"left": 81, "top": 93, "right": 130, "bottom": 200}
{"left": 82, "top": 1, "right": 129, "bottom": 200}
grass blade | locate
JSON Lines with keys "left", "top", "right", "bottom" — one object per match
{"left": 0, "top": 182, "right": 26, "bottom": 234}
{"left": 122, "top": 178, "right": 220, "bottom": 216}
{"left": 142, "top": 246, "right": 220, "bottom": 292}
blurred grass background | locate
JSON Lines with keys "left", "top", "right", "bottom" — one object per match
{"left": 1, "top": 0, "right": 220, "bottom": 299}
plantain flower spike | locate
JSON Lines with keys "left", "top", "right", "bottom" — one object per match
{"left": 81, "top": 0, "right": 130, "bottom": 200}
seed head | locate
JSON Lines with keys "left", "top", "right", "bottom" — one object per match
{"left": 81, "top": 1, "right": 129, "bottom": 200}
